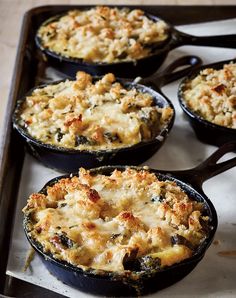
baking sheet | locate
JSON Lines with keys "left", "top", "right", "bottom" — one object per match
{"left": 7, "top": 18, "right": 236, "bottom": 297}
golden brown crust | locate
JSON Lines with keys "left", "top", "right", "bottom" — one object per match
{"left": 23, "top": 168, "right": 209, "bottom": 273}
{"left": 182, "top": 62, "right": 236, "bottom": 128}
{"left": 38, "top": 6, "right": 168, "bottom": 63}
{"left": 18, "top": 72, "right": 173, "bottom": 151}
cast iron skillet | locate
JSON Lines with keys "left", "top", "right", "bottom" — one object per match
{"left": 13, "top": 55, "right": 201, "bottom": 173}
{"left": 35, "top": 7, "right": 236, "bottom": 78}
{"left": 23, "top": 141, "right": 236, "bottom": 297}
{"left": 178, "top": 58, "right": 236, "bottom": 146}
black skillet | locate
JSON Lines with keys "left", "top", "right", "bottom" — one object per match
{"left": 178, "top": 58, "right": 236, "bottom": 146}
{"left": 35, "top": 7, "right": 236, "bottom": 78}
{"left": 23, "top": 141, "right": 236, "bottom": 296}
{"left": 13, "top": 55, "right": 201, "bottom": 173}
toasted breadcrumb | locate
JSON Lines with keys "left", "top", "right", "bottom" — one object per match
{"left": 183, "top": 62, "right": 236, "bottom": 128}
{"left": 38, "top": 6, "right": 168, "bottom": 63}
{"left": 18, "top": 72, "right": 173, "bottom": 150}
{"left": 23, "top": 168, "right": 209, "bottom": 273}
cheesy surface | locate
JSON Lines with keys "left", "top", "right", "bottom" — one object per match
{"left": 37, "top": 6, "right": 169, "bottom": 63}
{"left": 182, "top": 62, "right": 236, "bottom": 129}
{"left": 23, "top": 168, "right": 209, "bottom": 274}
{"left": 17, "top": 72, "right": 173, "bottom": 151}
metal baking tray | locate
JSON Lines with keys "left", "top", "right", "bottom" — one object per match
{"left": 1, "top": 5, "right": 236, "bottom": 297}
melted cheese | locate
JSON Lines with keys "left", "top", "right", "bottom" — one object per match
{"left": 37, "top": 6, "right": 169, "bottom": 63}
{"left": 183, "top": 62, "right": 236, "bottom": 128}
{"left": 18, "top": 72, "right": 173, "bottom": 151}
{"left": 23, "top": 168, "right": 209, "bottom": 273}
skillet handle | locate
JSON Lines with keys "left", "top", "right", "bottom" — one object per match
{"left": 139, "top": 55, "right": 202, "bottom": 89}
{"left": 164, "top": 142, "right": 236, "bottom": 193}
{"left": 171, "top": 29, "right": 236, "bottom": 49}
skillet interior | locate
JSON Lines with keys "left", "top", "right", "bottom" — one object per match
{"left": 35, "top": 6, "right": 236, "bottom": 78}
{"left": 12, "top": 78, "right": 175, "bottom": 172}
{"left": 35, "top": 11, "right": 171, "bottom": 65}
{"left": 178, "top": 59, "right": 236, "bottom": 146}
{"left": 35, "top": 8, "right": 172, "bottom": 77}
{"left": 23, "top": 165, "right": 217, "bottom": 296}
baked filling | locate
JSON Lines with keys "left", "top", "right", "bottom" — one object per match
{"left": 37, "top": 6, "right": 169, "bottom": 63}
{"left": 182, "top": 62, "right": 236, "bottom": 128}
{"left": 17, "top": 72, "right": 173, "bottom": 151}
{"left": 23, "top": 168, "right": 209, "bottom": 274}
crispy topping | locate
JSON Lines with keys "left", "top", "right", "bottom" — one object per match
{"left": 18, "top": 72, "right": 173, "bottom": 150}
{"left": 23, "top": 168, "right": 209, "bottom": 273}
{"left": 38, "top": 6, "right": 168, "bottom": 63}
{"left": 183, "top": 62, "right": 236, "bottom": 128}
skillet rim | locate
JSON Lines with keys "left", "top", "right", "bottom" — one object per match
{"left": 12, "top": 77, "right": 175, "bottom": 156}
{"left": 35, "top": 7, "right": 173, "bottom": 67}
{"left": 23, "top": 165, "right": 218, "bottom": 283}
{"left": 178, "top": 58, "right": 236, "bottom": 134}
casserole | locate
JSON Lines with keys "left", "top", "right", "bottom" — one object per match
{"left": 37, "top": 7, "right": 169, "bottom": 64}
{"left": 14, "top": 72, "right": 173, "bottom": 152}
{"left": 178, "top": 59, "right": 236, "bottom": 146}
{"left": 13, "top": 55, "right": 201, "bottom": 172}
{"left": 22, "top": 141, "right": 236, "bottom": 296}
{"left": 35, "top": 6, "right": 236, "bottom": 78}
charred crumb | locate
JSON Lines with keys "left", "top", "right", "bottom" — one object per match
{"left": 110, "top": 233, "right": 121, "bottom": 240}
{"left": 56, "top": 128, "right": 64, "bottom": 142}
{"left": 75, "top": 135, "right": 91, "bottom": 146}
{"left": 117, "top": 52, "right": 128, "bottom": 59}
{"left": 104, "top": 132, "right": 121, "bottom": 142}
{"left": 151, "top": 195, "right": 165, "bottom": 203}
{"left": 69, "top": 225, "right": 78, "bottom": 229}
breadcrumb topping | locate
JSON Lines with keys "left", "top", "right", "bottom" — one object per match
{"left": 23, "top": 168, "right": 209, "bottom": 273}
{"left": 37, "top": 6, "right": 169, "bottom": 63}
{"left": 182, "top": 62, "right": 236, "bottom": 128}
{"left": 18, "top": 72, "right": 173, "bottom": 151}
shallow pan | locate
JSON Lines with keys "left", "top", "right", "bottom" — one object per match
{"left": 13, "top": 55, "right": 201, "bottom": 173}
{"left": 35, "top": 6, "right": 236, "bottom": 78}
{"left": 178, "top": 58, "right": 236, "bottom": 146}
{"left": 23, "top": 141, "right": 236, "bottom": 296}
